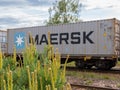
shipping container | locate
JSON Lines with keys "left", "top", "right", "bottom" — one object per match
{"left": 7, "top": 18, "right": 120, "bottom": 69}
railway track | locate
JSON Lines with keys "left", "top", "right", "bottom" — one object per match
{"left": 65, "top": 66, "right": 120, "bottom": 74}
{"left": 71, "top": 83, "right": 119, "bottom": 90}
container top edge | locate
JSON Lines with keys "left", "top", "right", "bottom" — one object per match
{"left": 7, "top": 18, "right": 119, "bottom": 30}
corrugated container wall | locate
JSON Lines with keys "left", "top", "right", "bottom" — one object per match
{"left": 7, "top": 18, "right": 120, "bottom": 58}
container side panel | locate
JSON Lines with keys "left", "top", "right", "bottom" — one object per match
{"left": 98, "top": 19, "right": 114, "bottom": 55}
{"left": 7, "top": 19, "right": 117, "bottom": 57}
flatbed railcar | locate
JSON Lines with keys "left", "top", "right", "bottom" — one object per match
{"left": 1, "top": 18, "right": 120, "bottom": 69}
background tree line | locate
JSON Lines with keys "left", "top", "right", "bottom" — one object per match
{"left": 46, "top": 0, "right": 82, "bottom": 25}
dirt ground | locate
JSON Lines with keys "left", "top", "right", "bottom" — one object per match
{"left": 67, "top": 76, "right": 120, "bottom": 90}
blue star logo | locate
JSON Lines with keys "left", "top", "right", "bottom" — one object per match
{"left": 14, "top": 32, "right": 25, "bottom": 49}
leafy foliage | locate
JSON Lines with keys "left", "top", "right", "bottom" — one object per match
{"left": 0, "top": 33, "right": 71, "bottom": 90}
{"left": 47, "top": 0, "right": 82, "bottom": 25}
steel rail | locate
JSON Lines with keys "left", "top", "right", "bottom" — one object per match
{"left": 71, "top": 83, "right": 119, "bottom": 90}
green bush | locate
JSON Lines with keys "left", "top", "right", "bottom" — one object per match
{"left": 0, "top": 36, "right": 71, "bottom": 90}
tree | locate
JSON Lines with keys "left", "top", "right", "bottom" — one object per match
{"left": 47, "top": 0, "right": 82, "bottom": 25}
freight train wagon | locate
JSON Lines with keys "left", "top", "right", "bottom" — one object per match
{"left": 0, "top": 30, "right": 7, "bottom": 53}
{"left": 5, "top": 18, "right": 120, "bottom": 69}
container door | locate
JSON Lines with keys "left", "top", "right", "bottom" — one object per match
{"left": 114, "top": 20, "right": 120, "bottom": 57}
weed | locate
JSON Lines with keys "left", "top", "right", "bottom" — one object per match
{"left": 0, "top": 33, "right": 72, "bottom": 90}
{"left": 117, "top": 84, "right": 120, "bottom": 88}
{"left": 85, "top": 80, "right": 93, "bottom": 85}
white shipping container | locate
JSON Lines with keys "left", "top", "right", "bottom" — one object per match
{"left": 0, "top": 30, "right": 7, "bottom": 53}
{"left": 7, "top": 18, "right": 120, "bottom": 58}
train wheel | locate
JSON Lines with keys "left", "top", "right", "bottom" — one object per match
{"left": 95, "top": 60, "right": 111, "bottom": 70}
{"left": 75, "top": 60, "right": 85, "bottom": 69}
{"left": 95, "top": 60, "right": 103, "bottom": 69}
{"left": 86, "top": 65, "right": 93, "bottom": 69}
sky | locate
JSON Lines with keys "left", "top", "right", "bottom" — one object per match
{"left": 0, "top": 0, "right": 120, "bottom": 30}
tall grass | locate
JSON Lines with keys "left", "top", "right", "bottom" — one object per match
{"left": 0, "top": 33, "right": 71, "bottom": 90}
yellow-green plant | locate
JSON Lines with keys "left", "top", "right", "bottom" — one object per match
{"left": 0, "top": 49, "right": 2, "bottom": 69}
{"left": 0, "top": 48, "right": 3, "bottom": 89}
{"left": 0, "top": 32, "right": 72, "bottom": 90}
{"left": 7, "top": 71, "right": 13, "bottom": 90}
{"left": 3, "top": 79, "right": 6, "bottom": 90}
{"left": 13, "top": 46, "right": 16, "bottom": 65}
